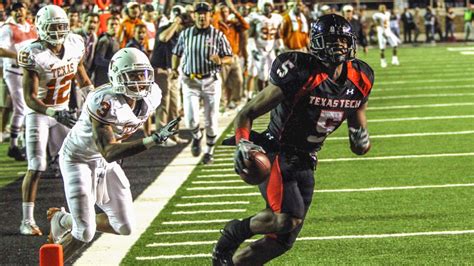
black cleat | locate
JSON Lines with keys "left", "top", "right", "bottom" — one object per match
{"left": 212, "top": 219, "right": 243, "bottom": 266}
{"left": 202, "top": 153, "right": 214, "bottom": 165}
{"left": 191, "top": 137, "right": 202, "bottom": 157}
{"left": 7, "top": 146, "right": 26, "bottom": 161}
{"left": 212, "top": 246, "right": 235, "bottom": 266}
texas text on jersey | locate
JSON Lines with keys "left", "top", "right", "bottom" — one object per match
{"left": 61, "top": 83, "right": 162, "bottom": 161}
{"left": 268, "top": 51, "right": 374, "bottom": 152}
{"left": 17, "top": 33, "right": 85, "bottom": 112}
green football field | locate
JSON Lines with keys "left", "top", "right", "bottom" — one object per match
{"left": 122, "top": 45, "right": 474, "bottom": 265}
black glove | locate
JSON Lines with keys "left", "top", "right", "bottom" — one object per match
{"left": 234, "top": 139, "right": 265, "bottom": 175}
{"left": 349, "top": 127, "right": 370, "bottom": 154}
{"left": 53, "top": 109, "right": 78, "bottom": 128}
{"left": 152, "top": 117, "right": 180, "bottom": 144}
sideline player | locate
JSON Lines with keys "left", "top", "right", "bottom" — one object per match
{"left": 48, "top": 48, "right": 179, "bottom": 262}
{"left": 17, "top": 5, "right": 93, "bottom": 235}
{"left": 212, "top": 14, "right": 374, "bottom": 265}
{"left": 0, "top": 2, "right": 37, "bottom": 160}
{"left": 372, "top": 4, "right": 400, "bottom": 68}
{"left": 246, "top": 0, "right": 283, "bottom": 95}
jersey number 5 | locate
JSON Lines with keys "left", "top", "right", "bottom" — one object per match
{"left": 276, "top": 60, "right": 295, "bottom": 78}
{"left": 44, "top": 73, "right": 75, "bottom": 105}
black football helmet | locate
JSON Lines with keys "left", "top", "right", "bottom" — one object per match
{"left": 310, "top": 14, "right": 356, "bottom": 64}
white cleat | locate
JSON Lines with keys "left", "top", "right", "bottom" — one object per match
{"left": 20, "top": 219, "right": 43, "bottom": 236}
{"left": 380, "top": 58, "right": 388, "bottom": 68}
{"left": 392, "top": 56, "right": 400, "bottom": 66}
{"left": 47, "top": 207, "right": 70, "bottom": 243}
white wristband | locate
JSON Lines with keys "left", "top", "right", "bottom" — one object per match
{"left": 143, "top": 136, "right": 156, "bottom": 149}
{"left": 45, "top": 107, "right": 56, "bottom": 117}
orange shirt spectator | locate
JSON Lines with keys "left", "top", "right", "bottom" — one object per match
{"left": 212, "top": 3, "right": 249, "bottom": 55}
{"left": 117, "top": 2, "right": 145, "bottom": 48}
{"left": 280, "top": 1, "right": 309, "bottom": 51}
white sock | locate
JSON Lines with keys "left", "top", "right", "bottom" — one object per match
{"left": 59, "top": 212, "right": 73, "bottom": 230}
{"left": 22, "top": 202, "right": 35, "bottom": 222}
{"left": 206, "top": 144, "right": 215, "bottom": 154}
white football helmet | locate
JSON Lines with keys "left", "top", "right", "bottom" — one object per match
{"left": 35, "top": 5, "right": 70, "bottom": 45}
{"left": 108, "top": 48, "right": 154, "bottom": 99}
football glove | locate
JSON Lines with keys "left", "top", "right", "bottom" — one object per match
{"left": 151, "top": 117, "right": 180, "bottom": 144}
{"left": 234, "top": 139, "right": 265, "bottom": 175}
{"left": 349, "top": 127, "right": 370, "bottom": 154}
{"left": 53, "top": 109, "right": 78, "bottom": 128}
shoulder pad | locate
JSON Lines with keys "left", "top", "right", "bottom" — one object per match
{"left": 86, "top": 87, "right": 119, "bottom": 125}
{"left": 17, "top": 43, "right": 40, "bottom": 70}
{"left": 347, "top": 59, "right": 375, "bottom": 97}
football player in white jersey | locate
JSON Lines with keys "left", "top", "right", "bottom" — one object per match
{"left": 47, "top": 48, "right": 179, "bottom": 262}
{"left": 246, "top": 0, "right": 283, "bottom": 94}
{"left": 372, "top": 4, "right": 401, "bottom": 68}
{"left": 17, "top": 5, "right": 93, "bottom": 236}
{"left": 0, "top": 3, "right": 37, "bottom": 161}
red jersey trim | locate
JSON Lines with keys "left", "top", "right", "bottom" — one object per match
{"left": 347, "top": 61, "right": 372, "bottom": 97}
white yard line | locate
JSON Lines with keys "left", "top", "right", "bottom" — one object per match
{"left": 143, "top": 229, "right": 474, "bottom": 249}
{"left": 376, "top": 84, "right": 474, "bottom": 92}
{"left": 172, "top": 209, "right": 246, "bottom": 215}
{"left": 377, "top": 77, "right": 474, "bottom": 85}
{"left": 369, "top": 102, "right": 474, "bottom": 110}
{"left": 75, "top": 108, "right": 240, "bottom": 265}
{"left": 368, "top": 115, "right": 474, "bottom": 123}
{"left": 447, "top": 47, "right": 474, "bottom": 51}
{"left": 461, "top": 51, "right": 474, "bottom": 55}
{"left": 175, "top": 201, "right": 249, "bottom": 207}
{"left": 162, "top": 219, "right": 230, "bottom": 225}
{"left": 192, "top": 180, "right": 242, "bottom": 184}
{"left": 181, "top": 183, "right": 474, "bottom": 199}
{"left": 187, "top": 186, "right": 251, "bottom": 191}
{"left": 326, "top": 130, "right": 474, "bottom": 141}
{"left": 155, "top": 229, "right": 220, "bottom": 235}
{"left": 136, "top": 253, "right": 211, "bottom": 260}
{"left": 200, "top": 168, "right": 235, "bottom": 173}
{"left": 196, "top": 173, "right": 238, "bottom": 178}
{"left": 370, "top": 93, "right": 474, "bottom": 100}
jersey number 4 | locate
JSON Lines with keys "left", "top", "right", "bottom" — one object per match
{"left": 44, "top": 73, "right": 75, "bottom": 105}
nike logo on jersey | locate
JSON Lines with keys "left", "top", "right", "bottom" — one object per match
{"left": 52, "top": 63, "right": 75, "bottom": 79}
{"left": 309, "top": 96, "right": 361, "bottom": 109}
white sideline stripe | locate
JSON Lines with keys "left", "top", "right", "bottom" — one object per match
{"left": 175, "top": 201, "right": 249, "bottom": 207}
{"left": 181, "top": 183, "right": 474, "bottom": 199}
{"left": 75, "top": 103, "right": 240, "bottom": 265}
{"left": 187, "top": 186, "right": 251, "bottom": 191}
{"left": 377, "top": 84, "right": 474, "bottom": 92}
{"left": 370, "top": 93, "right": 474, "bottom": 100}
{"left": 369, "top": 115, "right": 474, "bottom": 123}
{"left": 196, "top": 173, "right": 238, "bottom": 178}
{"left": 370, "top": 102, "right": 474, "bottom": 110}
{"left": 136, "top": 253, "right": 210, "bottom": 260}
{"left": 144, "top": 229, "right": 474, "bottom": 248}
{"left": 155, "top": 229, "right": 220, "bottom": 235}
{"left": 192, "top": 180, "right": 242, "bottom": 184}
{"left": 162, "top": 219, "right": 229, "bottom": 225}
{"left": 447, "top": 47, "right": 474, "bottom": 51}
{"left": 461, "top": 51, "right": 474, "bottom": 55}
{"left": 377, "top": 77, "right": 474, "bottom": 85}
{"left": 172, "top": 209, "right": 246, "bottom": 215}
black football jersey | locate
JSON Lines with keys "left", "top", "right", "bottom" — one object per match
{"left": 267, "top": 52, "right": 374, "bottom": 153}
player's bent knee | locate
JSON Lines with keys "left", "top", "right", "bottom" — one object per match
{"left": 117, "top": 223, "right": 133, "bottom": 236}
{"left": 275, "top": 215, "right": 302, "bottom": 234}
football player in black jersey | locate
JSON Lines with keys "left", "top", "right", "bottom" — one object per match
{"left": 212, "top": 14, "right": 374, "bottom": 265}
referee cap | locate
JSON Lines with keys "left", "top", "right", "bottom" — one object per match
{"left": 195, "top": 2, "right": 211, "bottom": 13}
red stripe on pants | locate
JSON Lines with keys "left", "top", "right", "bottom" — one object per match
{"left": 266, "top": 155, "right": 283, "bottom": 213}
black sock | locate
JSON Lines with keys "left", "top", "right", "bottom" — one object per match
{"left": 239, "top": 216, "right": 254, "bottom": 241}
{"left": 216, "top": 217, "right": 255, "bottom": 252}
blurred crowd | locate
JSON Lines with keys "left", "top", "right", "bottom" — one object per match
{"left": 0, "top": 0, "right": 473, "bottom": 151}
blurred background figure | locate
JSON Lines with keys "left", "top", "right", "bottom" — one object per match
{"left": 389, "top": 9, "right": 401, "bottom": 39}
{"left": 280, "top": 0, "right": 309, "bottom": 53}
{"left": 213, "top": 0, "right": 249, "bottom": 111}
{"left": 93, "top": 16, "right": 120, "bottom": 87}
{"left": 424, "top": 6, "right": 435, "bottom": 43}
{"left": 343, "top": 5, "right": 368, "bottom": 55}
{"left": 117, "top": 2, "right": 144, "bottom": 48}
{"left": 445, "top": 7, "right": 456, "bottom": 42}
{"left": 373, "top": 4, "right": 400, "bottom": 67}
{"left": 142, "top": 4, "right": 156, "bottom": 53}
{"left": 464, "top": 6, "right": 473, "bottom": 41}
{"left": 401, "top": 7, "right": 415, "bottom": 43}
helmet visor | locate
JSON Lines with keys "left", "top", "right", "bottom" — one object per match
{"left": 121, "top": 69, "right": 154, "bottom": 97}
{"left": 46, "top": 22, "right": 70, "bottom": 41}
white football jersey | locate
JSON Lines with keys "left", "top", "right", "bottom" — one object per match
{"left": 0, "top": 19, "right": 37, "bottom": 72}
{"left": 18, "top": 33, "right": 85, "bottom": 112}
{"left": 372, "top": 12, "right": 390, "bottom": 28}
{"left": 62, "top": 83, "right": 162, "bottom": 161}
{"left": 247, "top": 12, "right": 282, "bottom": 51}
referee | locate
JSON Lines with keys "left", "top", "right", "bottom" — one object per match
{"left": 171, "top": 2, "right": 232, "bottom": 164}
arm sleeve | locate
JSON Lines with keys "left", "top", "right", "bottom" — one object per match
{"left": 269, "top": 52, "right": 311, "bottom": 100}
{"left": 218, "top": 32, "right": 233, "bottom": 57}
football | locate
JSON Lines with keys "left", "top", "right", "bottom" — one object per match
{"left": 240, "top": 150, "right": 271, "bottom": 185}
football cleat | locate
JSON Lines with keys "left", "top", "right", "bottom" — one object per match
{"left": 191, "top": 137, "right": 202, "bottom": 157}
{"left": 47, "top": 207, "right": 70, "bottom": 243}
{"left": 380, "top": 58, "right": 387, "bottom": 68}
{"left": 202, "top": 153, "right": 214, "bottom": 165}
{"left": 212, "top": 246, "right": 235, "bottom": 266}
{"left": 391, "top": 56, "right": 400, "bottom": 66}
{"left": 7, "top": 146, "right": 26, "bottom": 161}
{"left": 20, "top": 219, "right": 43, "bottom": 236}
{"left": 212, "top": 219, "right": 245, "bottom": 266}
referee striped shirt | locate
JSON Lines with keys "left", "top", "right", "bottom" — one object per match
{"left": 173, "top": 25, "right": 232, "bottom": 76}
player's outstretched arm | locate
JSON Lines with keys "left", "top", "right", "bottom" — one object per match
{"left": 347, "top": 102, "right": 371, "bottom": 155}
{"left": 92, "top": 117, "right": 180, "bottom": 163}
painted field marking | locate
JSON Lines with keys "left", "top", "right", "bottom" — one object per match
{"left": 154, "top": 229, "right": 220, "bottom": 235}
{"left": 162, "top": 219, "right": 229, "bottom": 225}
{"left": 143, "top": 229, "right": 474, "bottom": 250}
{"left": 376, "top": 84, "right": 474, "bottom": 92}
{"left": 461, "top": 51, "right": 474, "bottom": 55}
{"left": 447, "top": 47, "right": 474, "bottom": 51}
{"left": 368, "top": 115, "right": 474, "bottom": 123}
{"left": 196, "top": 173, "right": 238, "bottom": 178}
{"left": 175, "top": 201, "right": 249, "bottom": 207}
{"left": 172, "top": 209, "right": 246, "bottom": 215}
{"left": 181, "top": 183, "right": 474, "bottom": 199}
{"left": 370, "top": 102, "right": 474, "bottom": 110}
{"left": 370, "top": 93, "right": 474, "bottom": 100}
{"left": 192, "top": 180, "right": 242, "bottom": 184}
{"left": 187, "top": 186, "right": 250, "bottom": 191}
{"left": 136, "top": 253, "right": 210, "bottom": 260}
{"left": 200, "top": 168, "right": 235, "bottom": 173}
{"left": 377, "top": 77, "right": 474, "bottom": 85}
